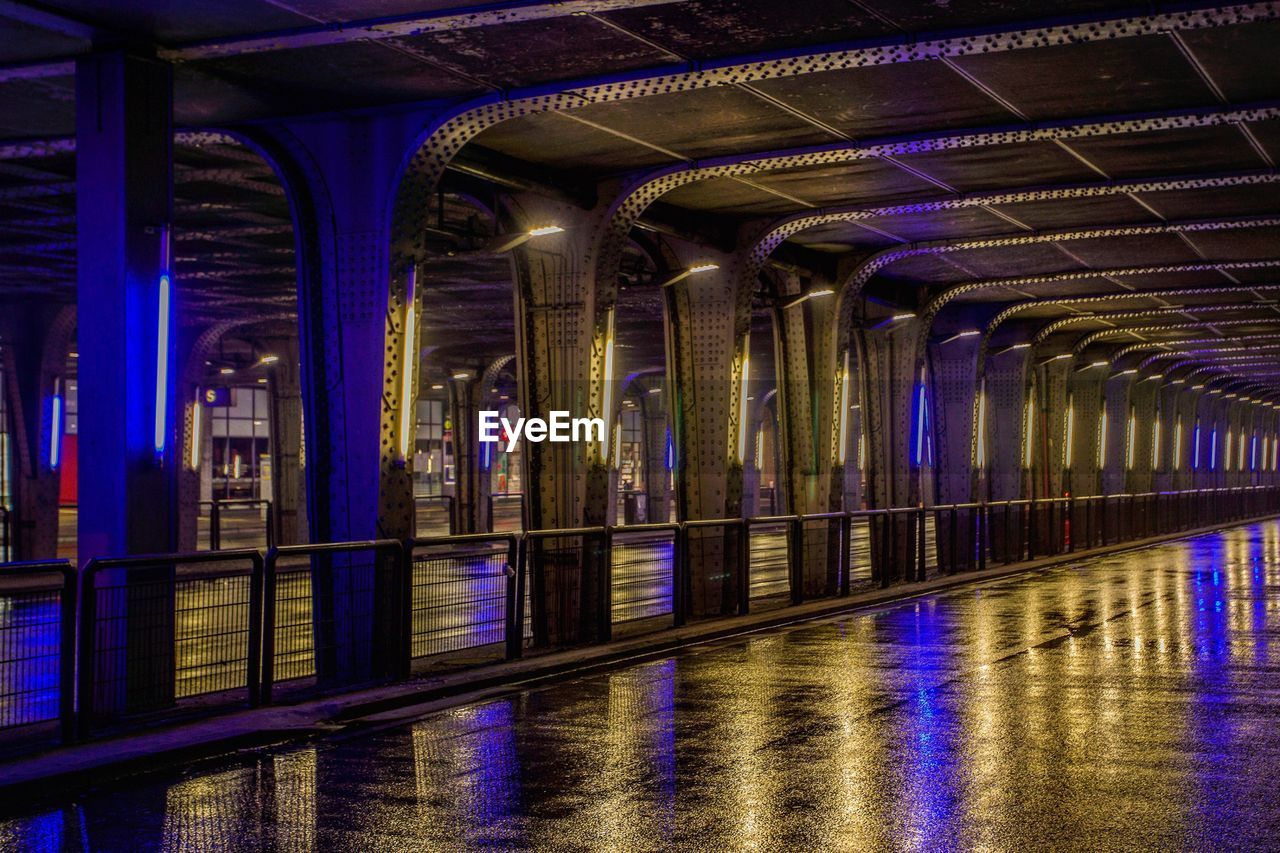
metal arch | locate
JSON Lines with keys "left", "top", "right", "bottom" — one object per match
{"left": 748, "top": 172, "right": 1280, "bottom": 285}
{"left": 389, "top": 2, "right": 1280, "bottom": 254}
{"left": 1074, "top": 318, "right": 1280, "bottom": 351}
{"left": 596, "top": 102, "right": 1280, "bottom": 300}
{"left": 1114, "top": 333, "right": 1280, "bottom": 360}
{"left": 1037, "top": 304, "right": 1280, "bottom": 347}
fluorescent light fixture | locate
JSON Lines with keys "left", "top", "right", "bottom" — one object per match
{"left": 1191, "top": 384, "right": 1205, "bottom": 390}
{"left": 1064, "top": 396, "right": 1074, "bottom": 469}
{"left": 661, "top": 263, "right": 720, "bottom": 287}
{"left": 1051, "top": 353, "right": 1073, "bottom": 361}
{"left": 1098, "top": 409, "right": 1108, "bottom": 469}
{"left": 1091, "top": 360, "right": 1109, "bottom": 368}
{"left": 49, "top": 385, "right": 63, "bottom": 470}
{"left": 782, "top": 288, "right": 835, "bottom": 309}
{"left": 891, "top": 313, "right": 915, "bottom": 321}
{"left": 154, "top": 269, "right": 171, "bottom": 457}
{"left": 452, "top": 372, "right": 470, "bottom": 381}
{"left": 1152, "top": 416, "right": 1161, "bottom": 469}
{"left": 219, "top": 367, "right": 234, "bottom": 375}
{"left": 399, "top": 267, "right": 419, "bottom": 460}
{"left": 189, "top": 397, "right": 203, "bottom": 471}
{"left": 1146, "top": 374, "right": 1163, "bottom": 381}
{"left": 1193, "top": 420, "right": 1201, "bottom": 470}
{"left": 527, "top": 225, "right": 564, "bottom": 237}
{"left": 837, "top": 351, "right": 850, "bottom": 465}
{"left": 941, "top": 329, "right": 981, "bottom": 345}
{"left": 976, "top": 387, "right": 987, "bottom": 467}
{"left": 648, "top": 387, "right": 661, "bottom": 394}
{"left": 1170, "top": 378, "right": 1185, "bottom": 385}
{"left": 259, "top": 355, "right": 279, "bottom": 365}
{"left": 69, "top": 352, "right": 78, "bottom": 359}
{"left": 601, "top": 311, "right": 616, "bottom": 463}
{"left": 1023, "top": 389, "right": 1035, "bottom": 468}
{"left": 736, "top": 347, "right": 750, "bottom": 463}
{"left": 257, "top": 377, "right": 267, "bottom": 384}
{"left": 997, "top": 343, "right": 1031, "bottom": 355}
{"left": 430, "top": 383, "right": 444, "bottom": 390}
{"left": 1116, "top": 368, "right": 1137, "bottom": 376}
{"left": 1173, "top": 417, "right": 1182, "bottom": 469}
{"left": 1125, "top": 409, "right": 1135, "bottom": 470}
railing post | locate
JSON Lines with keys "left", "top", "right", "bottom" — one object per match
{"left": 76, "top": 562, "right": 99, "bottom": 737}
{"left": 246, "top": 552, "right": 265, "bottom": 706}
{"left": 506, "top": 534, "right": 526, "bottom": 660}
{"left": 599, "top": 528, "right": 614, "bottom": 643}
{"left": 397, "top": 540, "right": 412, "bottom": 679}
{"left": 978, "top": 504, "right": 988, "bottom": 571}
{"left": 265, "top": 501, "right": 275, "bottom": 549}
{"left": 839, "top": 514, "right": 853, "bottom": 593}
{"left": 737, "top": 520, "right": 751, "bottom": 614}
{"left": 261, "top": 547, "right": 278, "bottom": 705}
{"left": 673, "top": 524, "right": 688, "bottom": 627}
{"left": 58, "top": 566, "right": 77, "bottom": 743}
{"left": 789, "top": 517, "right": 804, "bottom": 605}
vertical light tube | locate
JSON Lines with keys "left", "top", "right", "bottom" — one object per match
{"left": 1251, "top": 434, "right": 1258, "bottom": 471}
{"left": 755, "top": 428, "right": 764, "bottom": 470}
{"left": 613, "top": 421, "right": 622, "bottom": 469}
{"left": 1193, "top": 420, "right": 1201, "bottom": 470}
{"left": 1225, "top": 430, "right": 1232, "bottom": 472}
{"left": 601, "top": 310, "right": 617, "bottom": 464}
{"left": 914, "top": 383, "right": 927, "bottom": 467}
{"left": 49, "top": 381, "right": 63, "bottom": 470}
{"left": 398, "top": 266, "right": 418, "bottom": 461}
{"left": 1125, "top": 409, "right": 1135, "bottom": 470}
{"left": 1238, "top": 429, "right": 1245, "bottom": 471}
{"left": 189, "top": 396, "right": 203, "bottom": 471}
{"left": 858, "top": 430, "right": 866, "bottom": 473}
{"left": 1173, "top": 417, "right": 1182, "bottom": 469}
{"left": 1023, "top": 389, "right": 1035, "bottom": 468}
{"left": 154, "top": 277, "right": 171, "bottom": 456}
{"left": 1064, "top": 396, "right": 1075, "bottom": 469}
{"left": 975, "top": 384, "right": 987, "bottom": 468}
{"left": 837, "top": 351, "right": 850, "bottom": 465}
{"left": 1210, "top": 427, "right": 1217, "bottom": 471}
{"left": 735, "top": 344, "right": 750, "bottom": 464}
{"left": 1097, "top": 409, "right": 1108, "bottom": 470}
{"left": 1272, "top": 433, "right": 1278, "bottom": 471}
{"left": 1151, "top": 416, "right": 1161, "bottom": 470}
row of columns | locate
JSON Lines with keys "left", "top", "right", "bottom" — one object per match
{"left": 14, "top": 51, "right": 1280, "bottom": 692}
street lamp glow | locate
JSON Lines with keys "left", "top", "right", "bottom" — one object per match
{"left": 941, "top": 329, "right": 980, "bottom": 345}
{"left": 782, "top": 288, "right": 835, "bottom": 309}
{"left": 689, "top": 263, "right": 719, "bottom": 273}
{"left": 528, "top": 225, "right": 564, "bottom": 237}
{"left": 259, "top": 354, "right": 279, "bottom": 365}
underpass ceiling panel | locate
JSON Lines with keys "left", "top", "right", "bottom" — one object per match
{"left": 913, "top": 243, "right": 1086, "bottom": 280}
{"left": 887, "top": 141, "right": 1101, "bottom": 194}
{"left": 0, "top": 14, "right": 88, "bottom": 64}
{"left": 852, "top": 207, "right": 1014, "bottom": 243}
{"left": 1182, "top": 226, "right": 1280, "bottom": 260}
{"left": 470, "top": 112, "right": 673, "bottom": 172}
{"left": 189, "top": 41, "right": 479, "bottom": 113}
{"left": 595, "top": 0, "right": 892, "bottom": 59}
{"left": 788, "top": 221, "right": 897, "bottom": 252}
{"left": 981, "top": 195, "right": 1157, "bottom": 232}
{"left": 1063, "top": 126, "right": 1265, "bottom": 179}
{"left": 865, "top": 0, "right": 1133, "bottom": 31}
{"left": 655, "top": 177, "right": 796, "bottom": 215}
{"left": 394, "top": 16, "right": 675, "bottom": 90}
{"left": 1132, "top": 184, "right": 1280, "bottom": 221}
{"left": 745, "top": 62, "right": 1011, "bottom": 139}
{"left": 1176, "top": 20, "right": 1280, "bottom": 103}
{"left": 536, "top": 85, "right": 838, "bottom": 161}
{"left": 1050, "top": 233, "right": 1203, "bottom": 268}
{"left": 663, "top": 159, "right": 936, "bottom": 212}
{"left": 947, "top": 36, "right": 1218, "bottom": 120}
{"left": 39, "top": 0, "right": 314, "bottom": 42}
{"left": 0, "top": 77, "right": 74, "bottom": 138}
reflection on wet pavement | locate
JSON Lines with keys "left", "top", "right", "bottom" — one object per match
{"left": 6, "top": 520, "right": 1280, "bottom": 850}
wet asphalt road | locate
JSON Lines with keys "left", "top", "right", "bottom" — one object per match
{"left": 7, "top": 520, "right": 1280, "bottom": 851}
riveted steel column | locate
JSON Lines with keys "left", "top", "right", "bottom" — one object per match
{"left": 662, "top": 238, "right": 750, "bottom": 616}
{"left": 641, "top": 385, "right": 671, "bottom": 524}
{"left": 1125, "top": 378, "right": 1159, "bottom": 494}
{"left": 448, "top": 375, "right": 492, "bottom": 535}
{"left": 1100, "top": 376, "right": 1131, "bottom": 496}
{"left": 771, "top": 269, "right": 840, "bottom": 597}
{"left": 504, "top": 192, "right": 613, "bottom": 643}
{"left": 926, "top": 331, "right": 982, "bottom": 571}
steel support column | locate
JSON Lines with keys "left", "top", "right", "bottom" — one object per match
{"left": 266, "top": 336, "right": 306, "bottom": 546}
{"left": 448, "top": 376, "right": 492, "bottom": 535}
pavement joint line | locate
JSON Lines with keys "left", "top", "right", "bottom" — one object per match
{"left": 0, "top": 512, "right": 1274, "bottom": 810}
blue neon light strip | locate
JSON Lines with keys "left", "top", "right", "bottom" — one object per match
{"left": 154, "top": 272, "right": 171, "bottom": 456}
{"left": 49, "top": 393, "right": 63, "bottom": 470}
{"left": 1193, "top": 424, "right": 1201, "bottom": 470}
{"left": 1210, "top": 428, "right": 1217, "bottom": 471}
{"left": 914, "top": 384, "right": 927, "bottom": 466}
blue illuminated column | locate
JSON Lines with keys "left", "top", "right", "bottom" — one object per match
{"left": 76, "top": 51, "right": 176, "bottom": 561}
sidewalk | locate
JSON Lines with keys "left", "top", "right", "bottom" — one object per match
{"left": 2, "top": 513, "right": 1272, "bottom": 811}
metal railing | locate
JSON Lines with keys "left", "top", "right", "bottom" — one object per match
{"left": 414, "top": 495, "right": 454, "bottom": 536}
{"left": 78, "top": 549, "right": 264, "bottom": 734}
{"left": 0, "top": 486, "right": 1276, "bottom": 747}
{"left": 199, "top": 499, "right": 273, "bottom": 551}
{"left": 0, "top": 560, "right": 75, "bottom": 744}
